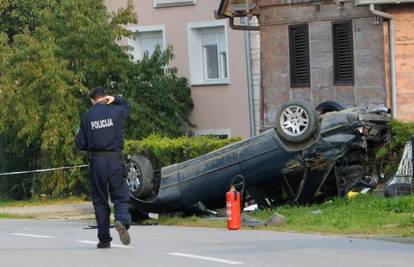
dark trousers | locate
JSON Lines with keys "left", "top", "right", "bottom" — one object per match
{"left": 89, "top": 156, "right": 131, "bottom": 242}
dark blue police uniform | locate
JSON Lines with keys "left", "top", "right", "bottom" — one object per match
{"left": 75, "top": 96, "right": 131, "bottom": 243}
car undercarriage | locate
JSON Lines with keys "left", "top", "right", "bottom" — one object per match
{"left": 124, "top": 100, "right": 390, "bottom": 214}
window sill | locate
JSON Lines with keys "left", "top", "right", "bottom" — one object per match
{"left": 154, "top": 1, "right": 196, "bottom": 8}
{"left": 191, "top": 80, "right": 231, "bottom": 87}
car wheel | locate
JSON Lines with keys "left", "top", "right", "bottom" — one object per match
{"left": 125, "top": 155, "right": 154, "bottom": 198}
{"left": 275, "top": 100, "right": 318, "bottom": 143}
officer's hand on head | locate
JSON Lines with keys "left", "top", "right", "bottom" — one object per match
{"left": 103, "top": 95, "right": 115, "bottom": 105}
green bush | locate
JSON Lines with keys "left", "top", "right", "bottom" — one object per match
{"left": 375, "top": 119, "right": 414, "bottom": 178}
{"left": 125, "top": 135, "right": 241, "bottom": 169}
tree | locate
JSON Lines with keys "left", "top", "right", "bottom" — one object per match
{"left": 117, "top": 47, "right": 194, "bottom": 139}
{"left": 45, "top": 0, "right": 138, "bottom": 88}
{"left": 0, "top": 0, "right": 45, "bottom": 43}
{"left": 0, "top": 30, "right": 85, "bottom": 197}
{"left": 0, "top": 0, "right": 194, "bottom": 198}
{"left": 0, "top": 0, "right": 137, "bottom": 88}
{"left": 0, "top": 0, "right": 137, "bottom": 197}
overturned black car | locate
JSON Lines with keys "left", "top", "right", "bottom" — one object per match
{"left": 125, "top": 100, "right": 390, "bottom": 214}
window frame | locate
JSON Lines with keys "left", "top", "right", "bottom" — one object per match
{"left": 187, "top": 20, "right": 230, "bottom": 86}
{"left": 332, "top": 20, "right": 355, "bottom": 86}
{"left": 288, "top": 24, "right": 311, "bottom": 88}
{"left": 202, "top": 44, "right": 220, "bottom": 80}
{"left": 200, "top": 29, "right": 227, "bottom": 82}
{"left": 126, "top": 25, "right": 166, "bottom": 62}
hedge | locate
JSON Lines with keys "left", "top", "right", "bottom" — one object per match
{"left": 375, "top": 119, "right": 414, "bottom": 178}
{"left": 124, "top": 135, "right": 241, "bottom": 169}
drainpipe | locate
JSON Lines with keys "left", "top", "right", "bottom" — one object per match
{"left": 243, "top": 17, "right": 257, "bottom": 136}
{"left": 369, "top": 4, "right": 397, "bottom": 118}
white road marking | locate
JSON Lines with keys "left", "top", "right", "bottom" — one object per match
{"left": 167, "top": 252, "right": 244, "bottom": 265}
{"left": 10, "top": 233, "right": 55, "bottom": 239}
{"left": 76, "top": 240, "right": 133, "bottom": 248}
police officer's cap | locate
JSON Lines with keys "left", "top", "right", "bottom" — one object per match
{"left": 90, "top": 86, "right": 106, "bottom": 100}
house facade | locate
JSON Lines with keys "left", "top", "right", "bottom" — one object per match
{"left": 218, "top": 0, "right": 414, "bottom": 130}
{"left": 259, "top": 0, "right": 389, "bottom": 129}
{"left": 105, "top": 0, "right": 261, "bottom": 138}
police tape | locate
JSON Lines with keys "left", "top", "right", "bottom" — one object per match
{"left": 0, "top": 164, "right": 89, "bottom": 176}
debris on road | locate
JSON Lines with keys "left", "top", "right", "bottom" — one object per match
{"left": 264, "top": 213, "right": 288, "bottom": 226}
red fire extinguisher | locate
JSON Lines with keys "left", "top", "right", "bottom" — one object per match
{"left": 226, "top": 175, "right": 245, "bottom": 230}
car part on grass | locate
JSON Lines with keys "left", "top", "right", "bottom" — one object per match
{"left": 125, "top": 100, "right": 390, "bottom": 214}
{"left": 241, "top": 213, "right": 265, "bottom": 227}
{"left": 241, "top": 212, "right": 288, "bottom": 228}
{"left": 384, "top": 139, "right": 413, "bottom": 197}
{"left": 384, "top": 183, "right": 413, "bottom": 197}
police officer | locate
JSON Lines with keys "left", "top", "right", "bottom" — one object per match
{"left": 75, "top": 86, "right": 131, "bottom": 248}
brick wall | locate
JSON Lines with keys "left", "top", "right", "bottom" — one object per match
{"left": 385, "top": 4, "right": 414, "bottom": 121}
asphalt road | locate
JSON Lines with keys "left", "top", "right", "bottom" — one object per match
{"left": 0, "top": 219, "right": 413, "bottom": 267}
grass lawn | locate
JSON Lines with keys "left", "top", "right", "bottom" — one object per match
{"left": 160, "top": 195, "right": 414, "bottom": 237}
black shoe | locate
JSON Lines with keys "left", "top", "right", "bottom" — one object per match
{"left": 97, "top": 241, "right": 111, "bottom": 249}
{"left": 97, "top": 237, "right": 112, "bottom": 249}
{"left": 114, "top": 221, "right": 130, "bottom": 245}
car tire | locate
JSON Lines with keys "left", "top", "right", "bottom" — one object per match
{"left": 275, "top": 100, "right": 318, "bottom": 143}
{"left": 126, "top": 155, "right": 154, "bottom": 198}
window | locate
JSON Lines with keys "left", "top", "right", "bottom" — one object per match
{"left": 201, "top": 29, "right": 227, "bottom": 80}
{"left": 154, "top": 0, "right": 195, "bottom": 8}
{"left": 127, "top": 26, "right": 165, "bottom": 61}
{"left": 289, "top": 24, "right": 310, "bottom": 88}
{"left": 333, "top": 21, "right": 354, "bottom": 85}
{"left": 188, "top": 21, "right": 230, "bottom": 85}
